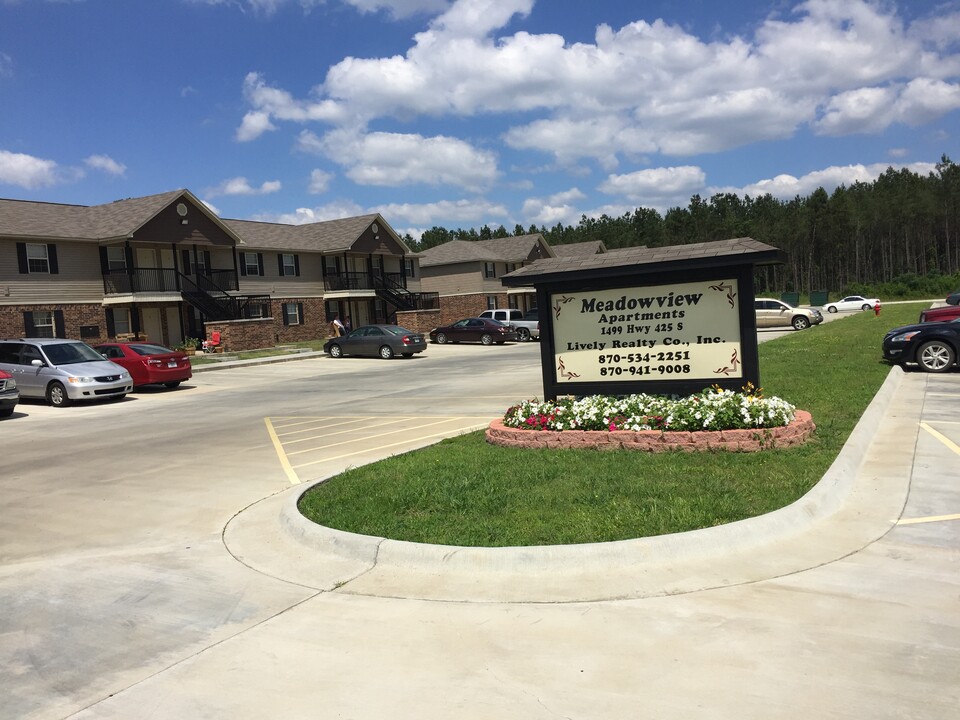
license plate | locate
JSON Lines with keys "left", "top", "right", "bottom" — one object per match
{"left": 167, "top": 361, "right": 178, "bottom": 368}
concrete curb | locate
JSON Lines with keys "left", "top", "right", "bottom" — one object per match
{"left": 280, "top": 366, "right": 905, "bottom": 575}
{"left": 192, "top": 350, "right": 326, "bottom": 373}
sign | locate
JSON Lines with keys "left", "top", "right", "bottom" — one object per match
{"left": 550, "top": 279, "right": 743, "bottom": 385}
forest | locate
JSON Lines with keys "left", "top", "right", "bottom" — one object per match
{"left": 404, "top": 155, "right": 960, "bottom": 298}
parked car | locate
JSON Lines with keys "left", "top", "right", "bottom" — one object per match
{"left": 945, "top": 290, "right": 960, "bottom": 306}
{"left": 0, "top": 338, "right": 132, "bottom": 407}
{"left": 94, "top": 342, "right": 192, "bottom": 388}
{"left": 754, "top": 298, "right": 823, "bottom": 330}
{"left": 478, "top": 309, "right": 540, "bottom": 341}
{"left": 0, "top": 368, "right": 18, "bottom": 418}
{"left": 323, "top": 324, "right": 427, "bottom": 359}
{"left": 882, "top": 318, "right": 960, "bottom": 372}
{"left": 430, "top": 318, "right": 518, "bottom": 345}
{"left": 823, "top": 295, "right": 880, "bottom": 313}
{"left": 919, "top": 304, "right": 960, "bottom": 323}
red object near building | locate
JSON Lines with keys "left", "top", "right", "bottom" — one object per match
{"left": 94, "top": 342, "right": 192, "bottom": 389}
{"left": 874, "top": 301, "right": 881, "bottom": 316}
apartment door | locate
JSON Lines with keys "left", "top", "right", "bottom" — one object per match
{"left": 142, "top": 308, "right": 163, "bottom": 344}
{"left": 165, "top": 307, "right": 182, "bottom": 348}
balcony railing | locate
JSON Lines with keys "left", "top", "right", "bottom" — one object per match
{"left": 324, "top": 272, "right": 375, "bottom": 291}
{"left": 103, "top": 268, "right": 179, "bottom": 294}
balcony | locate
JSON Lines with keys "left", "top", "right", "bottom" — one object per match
{"left": 103, "top": 268, "right": 238, "bottom": 294}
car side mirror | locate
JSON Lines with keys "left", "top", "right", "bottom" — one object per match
{"left": 31, "top": 359, "right": 44, "bottom": 368}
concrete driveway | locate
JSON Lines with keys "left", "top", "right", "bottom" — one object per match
{"left": 1, "top": 336, "right": 958, "bottom": 719}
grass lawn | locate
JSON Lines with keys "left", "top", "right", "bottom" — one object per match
{"left": 298, "top": 303, "right": 928, "bottom": 547}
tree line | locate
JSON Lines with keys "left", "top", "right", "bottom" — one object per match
{"left": 404, "top": 155, "right": 960, "bottom": 296}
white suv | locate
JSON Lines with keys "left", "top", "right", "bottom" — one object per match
{"left": 0, "top": 338, "right": 132, "bottom": 407}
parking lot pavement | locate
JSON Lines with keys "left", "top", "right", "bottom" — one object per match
{"left": 3, "top": 341, "right": 959, "bottom": 719}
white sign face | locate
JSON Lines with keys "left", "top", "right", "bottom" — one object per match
{"left": 550, "top": 279, "right": 743, "bottom": 384}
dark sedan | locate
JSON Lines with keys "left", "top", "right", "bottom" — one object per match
{"left": 882, "top": 318, "right": 960, "bottom": 372}
{"left": 429, "top": 318, "right": 518, "bottom": 345}
{"left": 323, "top": 325, "right": 427, "bottom": 359}
{"left": 94, "top": 342, "right": 193, "bottom": 388}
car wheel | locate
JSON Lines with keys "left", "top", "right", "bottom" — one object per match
{"left": 379, "top": 345, "right": 395, "bottom": 359}
{"left": 47, "top": 381, "right": 71, "bottom": 408}
{"left": 163, "top": 381, "right": 181, "bottom": 389}
{"left": 861, "top": 303, "right": 872, "bottom": 311}
{"left": 435, "top": 333, "right": 447, "bottom": 344}
{"left": 480, "top": 333, "right": 493, "bottom": 345}
{"left": 827, "top": 306, "right": 838, "bottom": 313}
{"left": 328, "top": 344, "right": 343, "bottom": 358}
{"left": 791, "top": 315, "right": 810, "bottom": 330}
{"left": 517, "top": 327, "right": 531, "bottom": 341}
{"left": 917, "top": 340, "right": 956, "bottom": 373}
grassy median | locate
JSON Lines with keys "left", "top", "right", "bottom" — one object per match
{"left": 298, "top": 303, "right": 926, "bottom": 546}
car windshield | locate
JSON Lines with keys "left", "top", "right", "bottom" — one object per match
{"left": 129, "top": 344, "right": 174, "bottom": 355}
{"left": 42, "top": 342, "right": 105, "bottom": 365}
{"left": 383, "top": 326, "right": 414, "bottom": 335}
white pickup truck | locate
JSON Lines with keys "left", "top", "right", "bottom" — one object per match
{"left": 478, "top": 309, "right": 540, "bottom": 341}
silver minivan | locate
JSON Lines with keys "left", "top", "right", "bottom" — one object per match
{"left": 0, "top": 338, "right": 132, "bottom": 407}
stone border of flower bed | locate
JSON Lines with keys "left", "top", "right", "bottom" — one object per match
{"left": 486, "top": 410, "right": 814, "bottom": 452}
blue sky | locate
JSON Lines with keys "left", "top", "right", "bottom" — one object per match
{"left": 1, "top": 0, "right": 959, "bottom": 239}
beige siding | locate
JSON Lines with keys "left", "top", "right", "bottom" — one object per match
{"left": 0, "top": 238, "right": 106, "bottom": 305}
{"left": 420, "top": 261, "right": 486, "bottom": 296}
{"left": 238, "top": 250, "right": 325, "bottom": 298}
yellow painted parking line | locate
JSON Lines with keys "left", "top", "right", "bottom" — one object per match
{"left": 897, "top": 513, "right": 960, "bottom": 526}
{"left": 291, "top": 423, "right": 488, "bottom": 469}
{"left": 920, "top": 422, "right": 960, "bottom": 455}
{"left": 263, "top": 417, "right": 300, "bottom": 485}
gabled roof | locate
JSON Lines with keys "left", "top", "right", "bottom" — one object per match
{"left": 0, "top": 189, "right": 241, "bottom": 244}
{"left": 551, "top": 240, "right": 607, "bottom": 258}
{"left": 501, "top": 238, "right": 786, "bottom": 286}
{"left": 224, "top": 213, "right": 411, "bottom": 254}
{"left": 418, "top": 234, "right": 553, "bottom": 267}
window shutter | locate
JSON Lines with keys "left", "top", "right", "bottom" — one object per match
{"left": 48, "top": 244, "right": 59, "bottom": 274}
{"left": 257, "top": 253, "right": 264, "bottom": 277}
{"left": 99, "top": 247, "right": 110, "bottom": 274}
{"left": 277, "top": 254, "right": 285, "bottom": 276}
{"left": 203, "top": 250, "right": 211, "bottom": 270}
{"left": 294, "top": 255, "right": 300, "bottom": 276}
{"left": 181, "top": 249, "right": 191, "bottom": 275}
{"left": 105, "top": 308, "right": 116, "bottom": 337}
{"left": 16, "top": 243, "right": 28, "bottom": 274}
{"left": 23, "top": 311, "right": 35, "bottom": 336}
{"left": 53, "top": 310, "right": 65, "bottom": 337}
{"left": 282, "top": 305, "right": 290, "bottom": 326}
{"left": 297, "top": 302, "right": 304, "bottom": 324}
{"left": 239, "top": 252, "right": 247, "bottom": 276}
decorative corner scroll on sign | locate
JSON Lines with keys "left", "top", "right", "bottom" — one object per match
{"left": 709, "top": 282, "right": 737, "bottom": 309}
{"left": 557, "top": 357, "right": 580, "bottom": 379}
{"left": 714, "top": 349, "right": 741, "bottom": 376}
{"left": 553, "top": 295, "right": 574, "bottom": 318}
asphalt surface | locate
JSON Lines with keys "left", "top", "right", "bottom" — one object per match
{"left": 1, "top": 315, "right": 958, "bottom": 719}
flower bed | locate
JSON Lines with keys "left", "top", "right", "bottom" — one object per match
{"left": 489, "top": 386, "right": 815, "bottom": 452}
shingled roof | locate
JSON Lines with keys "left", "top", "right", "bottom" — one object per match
{"left": 551, "top": 240, "right": 607, "bottom": 258}
{"left": 224, "top": 213, "right": 409, "bottom": 253}
{"left": 0, "top": 190, "right": 239, "bottom": 242}
{"left": 501, "top": 238, "right": 786, "bottom": 286}
{"left": 418, "top": 234, "right": 553, "bottom": 267}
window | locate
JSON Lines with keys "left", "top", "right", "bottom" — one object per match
{"left": 112, "top": 308, "right": 132, "bottom": 336}
{"left": 486, "top": 295, "right": 498, "bottom": 310}
{"left": 505, "top": 262, "right": 518, "bottom": 273}
{"left": 244, "top": 303, "right": 267, "bottom": 319}
{"left": 16, "top": 242, "right": 58, "bottom": 275}
{"left": 195, "top": 251, "right": 208, "bottom": 274}
{"left": 279, "top": 253, "right": 299, "bottom": 277}
{"left": 240, "top": 252, "right": 263, "bottom": 276}
{"left": 106, "top": 247, "right": 126, "bottom": 271}
{"left": 404, "top": 258, "right": 416, "bottom": 278}
{"left": 283, "top": 303, "right": 302, "bottom": 326}
{"left": 483, "top": 262, "right": 496, "bottom": 278}
{"left": 31, "top": 311, "right": 55, "bottom": 338}
{"left": 508, "top": 297, "right": 519, "bottom": 310}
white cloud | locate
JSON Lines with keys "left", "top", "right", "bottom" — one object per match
{"left": 250, "top": 200, "right": 366, "bottom": 224}
{"left": 207, "top": 176, "right": 282, "bottom": 196}
{"left": 297, "top": 128, "right": 497, "bottom": 191}
{"left": 599, "top": 166, "right": 706, "bottom": 201}
{"left": 0, "top": 149, "right": 64, "bottom": 188}
{"left": 521, "top": 187, "right": 589, "bottom": 226}
{"left": 376, "top": 197, "right": 507, "bottom": 224}
{"left": 710, "top": 161, "right": 939, "bottom": 201}
{"left": 307, "top": 169, "right": 334, "bottom": 194}
{"left": 0, "top": 52, "right": 12, "bottom": 78}
{"left": 84, "top": 154, "right": 126, "bottom": 176}
{"left": 188, "top": 0, "right": 448, "bottom": 17}
{"left": 237, "top": 0, "right": 960, "bottom": 166}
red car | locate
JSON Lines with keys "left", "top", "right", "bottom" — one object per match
{"left": 94, "top": 342, "right": 192, "bottom": 389}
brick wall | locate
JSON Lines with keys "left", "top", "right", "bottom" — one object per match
{"left": 395, "top": 309, "right": 440, "bottom": 334}
{"left": 202, "top": 318, "right": 275, "bottom": 351}
{"left": 0, "top": 303, "right": 108, "bottom": 343}
{"left": 270, "top": 297, "right": 326, "bottom": 345}
{"left": 436, "top": 293, "right": 508, "bottom": 326}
